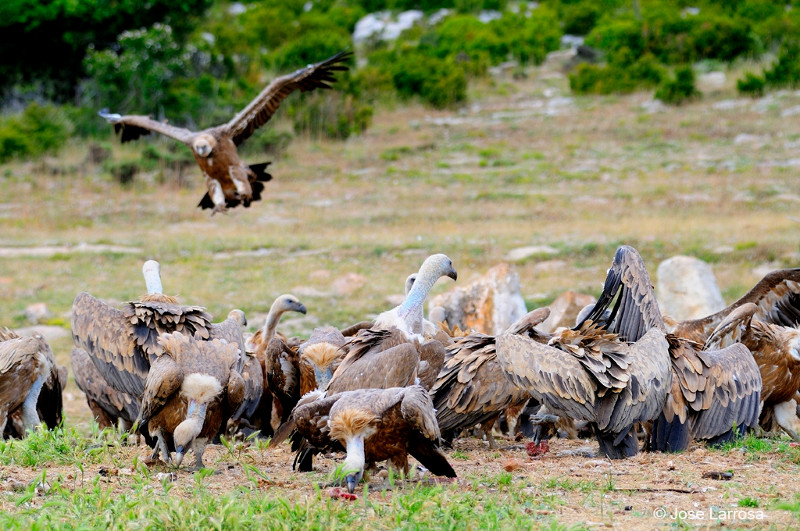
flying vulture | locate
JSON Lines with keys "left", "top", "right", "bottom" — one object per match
{"left": 0, "top": 328, "right": 64, "bottom": 438}
{"left": 99, "top": 51, "right": 352, "bottom": 214}
{"left": 137, "top": 331, "right": 245, "bottom": 469}
{"left": 431, "top": 307, "right": 551, "bottom": 448}
{"left": 576, "top": 245, "right": 762, "bottom": 454}
{"left": 278, "top": 386, "right": 456, "bottom": 492}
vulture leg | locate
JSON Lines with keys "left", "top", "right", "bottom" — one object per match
{"left": 190, "top": 437, "right": 209, "bottom": 470}
{"left": 20, "top": 375, "right": 45, "bottom": 433}
{"left": 151, "top": 432, "right": 172, "bottom": 463}
{"left": 480, "top": 420, "right": 498, "bottom": 449}
{"left": 205, "top": 178, "right": 227, "bottom": 215}
{"left": 774, "top": 400, "right": 800, "bottom": 441}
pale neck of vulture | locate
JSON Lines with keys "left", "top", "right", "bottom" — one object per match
{"left": 261, "top": 295, "right": 305, "bottom": 342}
{"left": 173, "top": 373, "right": 222, "bottom": 466}
{"left": 396, "top": 254, "right": 457, "bottom": 333}
{"left": 142, "top": 260, "right": 163, "bottom": 295}
{"left": 20, "top": 374, "right": 45, "bottom": 433}
{"left": 341, "top": 435, "right": 367, "bottom": 493}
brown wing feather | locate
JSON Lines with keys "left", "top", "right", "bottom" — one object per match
{"left": 99, "top": 112, "right": 197, "bottom": 144}
{"left": 327, "top": 341, "right": 419, "bottom": 394}
{"left": 224, "top": 51, "right": 352, "bottom": 146}
{"left": 71, "top": 347, "right": 140, "bottom": 426}
{"left": 0, "top": 336, "right": 44, "bottom": 416}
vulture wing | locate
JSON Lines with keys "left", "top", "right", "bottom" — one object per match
{"left": 0, "top": 335, "right": 45, "bottom": 418}
{"left": 673, "top": 268, "right": 800, "bottom": 342}
{"left": 99, "top": 111, "right": 196, "bottom": 144}
{"left": 71, "top": 347, "right": 140, "bottom": 427}
{"left": 223, "top": 51, "right": 352, "bottom": 146}
{"left": 71, "top": 292, "right": 150, "bottom": 397}
{"left": 579, "top": 245, "right": 665, "bottom": 342}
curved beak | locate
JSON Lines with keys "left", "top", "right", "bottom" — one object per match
{"left": 296, "top": 303, "right": 307, "bottom": 315}
{"left": 345, "top": 474, "right": 358, "bottom": 493}
{"left": 447, "top": 268, "right": 458, "bottom": 282}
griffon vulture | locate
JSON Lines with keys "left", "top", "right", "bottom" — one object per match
{"left": 279, "top": 386, "right": 456, "bottom": 492}
{"left": 668, "top": 269, "right": 800, "bottom": 440}
{"left": 431, "top": 307, "right": 551, "bottom": 449}
{"left": 576, "top": 246, "right": 762, "bottom": 454}
{"left": 137, "top": 332, "right": 245, "bottom": 469}
{"left": 326, "top": 254, "right": 457, "bottom": 395}
{"left": 99, "top": 51, "right": 352, "bottom": 214}
{"left": 0, "top": 328, "right": 64, "bottom": 438}
{"left": 298, "top": 326, "right": 347, "bottom": 396}
{"left": 244, "top": 294, "right": 306, "bottom": 435}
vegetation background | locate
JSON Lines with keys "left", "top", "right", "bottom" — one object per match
{"left": 2, "top": 0, "right": 800, "bottom": 528}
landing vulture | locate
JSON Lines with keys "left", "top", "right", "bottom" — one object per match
{"left": 100, "top": 51, "right": 352, "bottom": 214}
{"left": 577, "top": 245, "right": 762, "bottom": 454}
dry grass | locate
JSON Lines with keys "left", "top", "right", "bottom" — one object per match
{"left": 1, "top": 58, "right": 800, "bottom": 527}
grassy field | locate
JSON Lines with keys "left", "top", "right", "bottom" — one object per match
{"left": 1, "top": 55, "right": 800, "bottom": 528}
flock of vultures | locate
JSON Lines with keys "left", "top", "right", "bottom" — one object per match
{"left": 2, "top": 52, "right": 800, "bottom": 495}
{"left": 3, "top": 246, "right": 800, "bottom": 493}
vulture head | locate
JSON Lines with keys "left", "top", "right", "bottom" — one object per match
{"left": 173, "top": 373, "right": 223, "bottom": 466}
{"left": 227, "top": 309, "right": 247, "bottom": 327}
{"left": 300, "top": 342, "right": 342, "bottom": 392}
{"left": 329, "top": 408, "right": 379, "bottom": 493}
{"left": 272, "top": 294, "right": 307, "bottom": 316}
{"left": 192, "top": 134, "right": 217, "bottom": 158}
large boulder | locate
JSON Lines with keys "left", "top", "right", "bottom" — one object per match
{"left": 538, "top": 291, "right": 597, "bottom": 333}
{"left": 428, "top": 263, "right": 527, "bottom": 335}
{"left": 657, "top": 256, "right": 725, "bottom": 320}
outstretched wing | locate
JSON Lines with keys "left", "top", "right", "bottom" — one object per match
{"left": 99, "top": 111, "right": 196, "bottom": 144}
{"left": 673, "top": 268, "right": 800, "bottom": 342}
{"left": 578, "top": 245, "right": 665, "bottom": 342}
{"left": 71, "top": 292, "right": 150, "bottom": 397}
{"left": 223, "top": 51, "right": 352, "bottom": 146}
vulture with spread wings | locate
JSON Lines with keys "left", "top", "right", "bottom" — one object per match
{"left": 100, "top": 51, "right": 352, "bottom": 214}
{"left": 577, "top": 246, "right": 762, "bottom": 453}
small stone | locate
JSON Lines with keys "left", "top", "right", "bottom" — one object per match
{"left": 24, "top": 303, "right": 51, "bottom": 324}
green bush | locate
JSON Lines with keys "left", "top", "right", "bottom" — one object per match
{"left": 289, "top": 92, "right": 372, "bottom": 140}
{"left": 0, "top": 103, "right": 73, "bottom": 162}
{"left": 569, "top": 53, "right": 663, "bottom": 94}
{"left": 763, "top": 42, "right": 800, "bottom": 88}
{"left": 562, "top": 2, "right": 602, "bottom": 35}
{"left": 737, "top": 72, "right": 766, "bottom": 97}
{"left": 655, "top": 65, "right": 699, "bottom": 105}
{"left": 389, "top": 51, "right": 467, "bottom": 108}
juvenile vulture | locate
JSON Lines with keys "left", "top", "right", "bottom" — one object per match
{"left": 0, "top": 328, "right": 64, "bottom": 438}
{"left": 668, "top": 269, "right": 800, "bottom": 440}
{"left": 137, "top": 332, "right": 245, "bottom": 469}
{"left": 576, "top": 246, "right": 762, "bottom": 454}
{"left": 278, "top": 386, "right": 456, "bottom": 492}
{"left": 245, "top": 294, "right": 306, "bottom": 435}
{"left": 99, "top": 51, "right": 351, "bottom": 214}
{"left": 327, "top": 254, "right": 457, "bottom": 395}
{"left": 431, "top": 308, "right": 551, "bottom": 449}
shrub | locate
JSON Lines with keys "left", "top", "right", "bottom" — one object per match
{"left": 0, "top": 103, "right": 73, "bottom": 162}
{"left": 737, "top": 72, "right": 765, "bottom": 97}
{"left": 562, "top": 2, "right": 602, "bottom": 36}
{"left": 655, "top": 65, "right": 699, "bottom": 105}
{"left": 763, "top": 42, "right": 800, "bottom": 88}
{"left": 390, "top": 51, "right": 467, "bottom": 108}
{"left": 569, "top": 53, "right": 663, "bottom": 94}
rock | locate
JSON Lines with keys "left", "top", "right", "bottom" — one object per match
{"left": 428, "top": 263, "right": 527, "bottom": 335}
{"left": 15, "top": 325, "right": 70, "bottom": 342}
{"left": 24, "top": 303, "right": 51, "bottom": 324}
{"left": 506, "top": 245, "right": 559, "bottom": 262}
{"left": 331, "top": 273, "right": 367, "bottom": 296}
{"left": 538, "top": 291, "right": 596, "bottom": 333}
{"left": 656, "top": 256, "right": 725, "bottom": 320}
